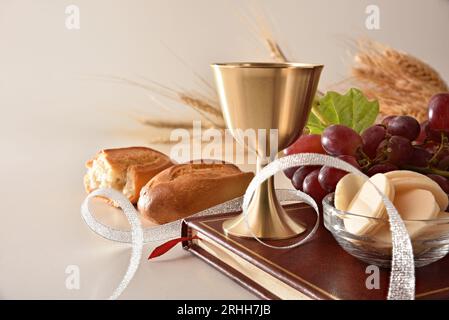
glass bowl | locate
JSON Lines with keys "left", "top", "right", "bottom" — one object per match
{"left": 323, "top": 193, "right": 449, "bottom": 268}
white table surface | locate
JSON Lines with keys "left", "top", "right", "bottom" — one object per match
{"left": 0, "top": 124, "right": 293, "bottom": 299}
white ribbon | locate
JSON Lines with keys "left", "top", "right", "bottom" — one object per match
{"left": 81, "top": 153, "right": 415, "bottom": 300}
{"left": 81, "top": 188, "right": 143, "bottom": 300}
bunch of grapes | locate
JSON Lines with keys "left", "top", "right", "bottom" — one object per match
{"left": 284, "top": 93, "right": 449, "bottom": 206}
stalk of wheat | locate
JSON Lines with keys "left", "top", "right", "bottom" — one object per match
{"left": 349, "top": 39, "right": 448, "bottom": 122}
{"left": 94, "top": 75, "right": 226, "bottom": 143}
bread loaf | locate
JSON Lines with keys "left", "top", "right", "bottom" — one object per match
{"left": 84, "top": 147, "right": 173, "bottom": 203}
{"left": 138, "top": 161, "right": 254, "bottom": 224}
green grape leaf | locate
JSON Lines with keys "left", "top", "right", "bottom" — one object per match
{"left": 306, "top": 98, "right": 326, "bottom": 134}
{"left": 306, "top": 88, "right": 379, "bottom": 134}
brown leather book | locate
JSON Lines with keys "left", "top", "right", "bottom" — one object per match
{"left": 181, "top": 202, "right": 449, "bottom": 300}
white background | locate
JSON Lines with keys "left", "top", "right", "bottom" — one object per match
{"left": 0, "top": 0, "right": 448, "bottom": 299}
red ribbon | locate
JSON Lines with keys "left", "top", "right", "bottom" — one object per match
{"left": 148, "top": 235, "right": 200, "bottom": 259}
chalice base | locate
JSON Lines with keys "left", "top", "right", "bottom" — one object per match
{"left": 222, "top": 181, "right": 307, "bottom": 240}
{"left": 222, "top": 211, "right": 306, "bottom": 240}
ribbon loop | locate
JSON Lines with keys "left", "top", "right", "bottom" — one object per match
{"left": 81, "top": 188, "right": 143, "bottom": 300}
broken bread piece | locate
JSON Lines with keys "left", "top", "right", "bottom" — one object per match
{"left": 84, "top": 147, "right": 173, "bottom": 204}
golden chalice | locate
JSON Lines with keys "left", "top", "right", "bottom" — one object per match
{"left": 211, "top": 62, "right": 323, "bottom": 239}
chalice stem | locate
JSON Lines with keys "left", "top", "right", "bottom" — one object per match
{"left": 222, "top": 157, "right": 306, "bottom": 239}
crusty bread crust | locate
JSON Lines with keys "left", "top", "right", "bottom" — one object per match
{"left": 124, "top": 160, "right": 173, "bottom": 203}
{"left": 137, "top": 161, "right": 254, "bottom": 224}
{"left": 84, "top": 146, "right": 173, "bottom": 204}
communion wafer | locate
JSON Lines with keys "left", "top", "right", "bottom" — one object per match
{"left": 373, "top": 188, "right": 440, "bottom": 244}
{"left": 344, "top": 173, "right": 394, "bottom": 236}
{"left": 334, "top": 173, "right": 365, "bottom": 211}
{"left": 394, "top": 189, "right": 440, "bottom": 221}
{"left": 387, "top": 175, "right": 448, "bottom": 210}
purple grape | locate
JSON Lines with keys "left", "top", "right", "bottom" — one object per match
{"left": 321, "top": 125, "right": 363, "bottom": 156}
{"left": 376, "top": 135, "right": 413, "bottom": 166}
{"left": 381, "top": 115, "right": 396, "bottom": 127}
{"left": 427, "top": 174, "right": 449, "bottom": 193}
{"left": 318, "top": 167, "right": 346, "bottom": 192}
{"left": 386, "top": 115, "right": 421, "bottom": 141}
{"left": 436, "top": 148, "right": 449, "bottom": 162}
{"left": 438, "top": 155, "right": 449, "bottom": 171}
{"left": 337, "top": 155, "right": 361, "bottom": 168}
{"left": 284, "top": 166, "right": 300, "bottom": 179}
{"left": 415, "top": 121, "right": 428, "bottom": 144}
{"left": 428, "top": 93, "right": 449, "bottom": 132}
{"left": 303, "top": 169, "right": 328, "bottom": 205}
{"left": 361, "top": 125, "right": 387, "bottom": 159}
{"left": 408, "top": 147, "right": 432, "bottom": 167}
{"left": 283, "top": 134, "right": 325, "bottom": 179}
{"left": 284, "top": 134, "right": 326, "bottom": 156}
{"left": 423, "top": 120, "right": 442, "bottom": 142}
{"left": 366, "top": 163, "right": 398, "bottom": 176}
{"left": 291, "top": 166, "right": 320, "bottom": 191}
{"left": 318, "top": 155, "right": 360, "bottom": 192}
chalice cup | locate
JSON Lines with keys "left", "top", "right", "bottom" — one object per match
{"left": 211, "top": 62, "right": 323, "bottom": 239}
